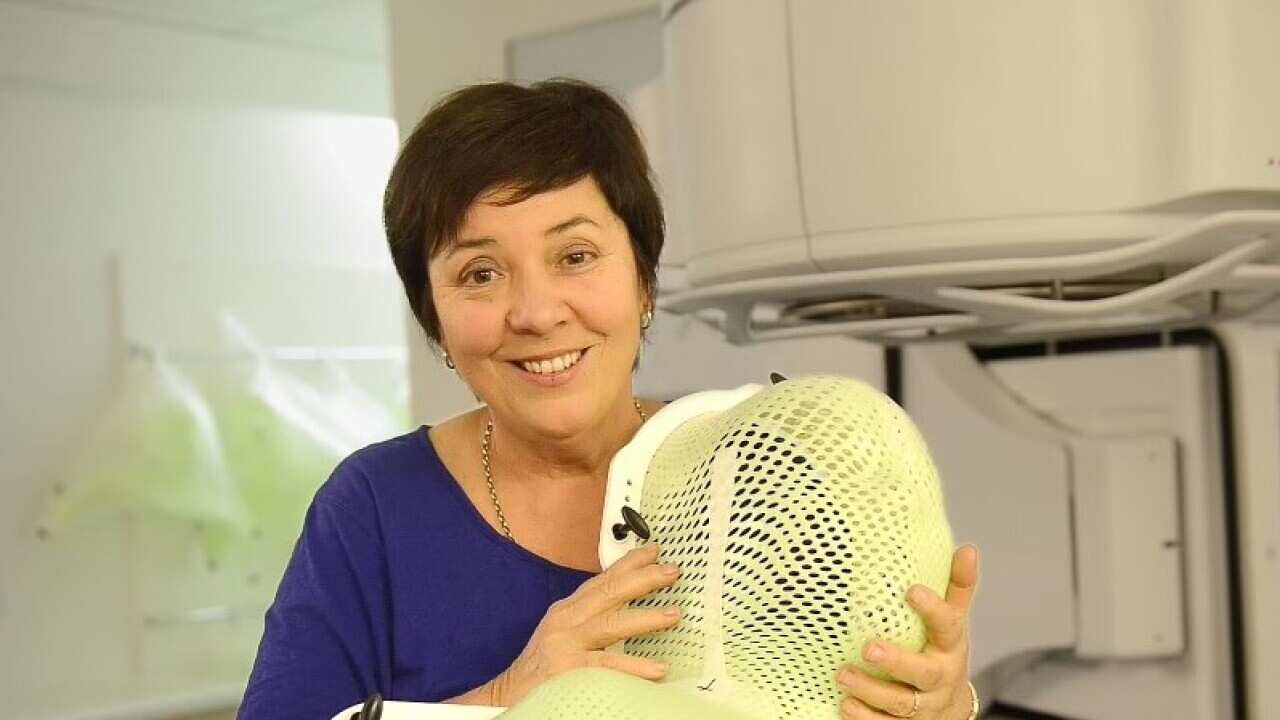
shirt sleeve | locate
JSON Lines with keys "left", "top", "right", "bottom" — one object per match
{"left": 238, "top": 457, "right": 392, "bottom": 720}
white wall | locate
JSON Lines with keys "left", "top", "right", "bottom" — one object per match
{"left": 0, "top": 2, "right": 398, "bottom": 717}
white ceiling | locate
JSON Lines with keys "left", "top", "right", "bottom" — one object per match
{"left": 15, "top": 0, "right": 388, "bottom": 60}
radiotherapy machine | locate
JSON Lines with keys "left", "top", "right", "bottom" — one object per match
{"left": 653, "top": 2, "right": 1280, "bottom": 718}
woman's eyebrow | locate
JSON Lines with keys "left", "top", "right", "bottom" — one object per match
{"left": 545, "top": 214, "right": 599, "bottom": 236}
{"left": 445, "top": 215, "right": 598, "bottom": 258}
{"left": 444, "top": 237, "right": 495, "bottom": 259}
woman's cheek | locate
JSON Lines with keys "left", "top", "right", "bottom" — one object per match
{"left": 576, "top": 272, "right": 641, "bottom": 327}
{"left": 437, "top": 296, "right": 504, "bottom": 355}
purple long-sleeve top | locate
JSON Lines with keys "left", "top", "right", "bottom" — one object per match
{"left": 237, "top": 427, "right": 596, "bottom": 719}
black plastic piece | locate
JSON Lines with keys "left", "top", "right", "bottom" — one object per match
{"left": 611, "top": 505, "right": 651, "bottom": 541}
{"left": 769, "top": 371, "right": 788, "bottom": 384}
{"left": 353, "top": 692, "right": 382, "bottom": 720}
{"left": 885, "top": 347, "right": 902, "bottom": 403}
{"left": 985, "top": 701, "right": 1080, "bottom": 720}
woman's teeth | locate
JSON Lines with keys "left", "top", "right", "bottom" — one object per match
{"left": 520, "top": 350, "right": 583, "bottom": 375}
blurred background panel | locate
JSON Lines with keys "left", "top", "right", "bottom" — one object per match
{"left": 0, "top": 1, "right": 404, "bottom": 718}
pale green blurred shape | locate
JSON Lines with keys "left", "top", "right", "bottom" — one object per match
{"left": 41, "top": 356, "right": 249, "bottom": 562}
{"left": 41, "top": 335, "right": 409, "bottom": 563}
{"left": 214, "top": 387, "right": 343, "bottom": 550}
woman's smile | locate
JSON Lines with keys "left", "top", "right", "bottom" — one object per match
{"left": 508, "top": 346, "right": 592, "bottom": 387}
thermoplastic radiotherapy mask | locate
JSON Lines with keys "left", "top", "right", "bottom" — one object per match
{"left": 500, "top": 374, "right": 957, "bottom": 720}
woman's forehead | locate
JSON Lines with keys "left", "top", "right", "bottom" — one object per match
{"left": 442, "top": 176, "right": 627, "bottom": 254}
{"left": 460, "top": 176, "right": 619, "bottom": 238}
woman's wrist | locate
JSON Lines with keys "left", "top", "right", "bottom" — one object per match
{"left": 487, "top": 669, "right": 510, "bottom": 707}
{"left": 443, "top": 672, "right": 507, "bottom": 707}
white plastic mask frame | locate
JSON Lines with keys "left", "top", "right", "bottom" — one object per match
{"left": 597, "top": 383, "right": 764, "bottom": 570}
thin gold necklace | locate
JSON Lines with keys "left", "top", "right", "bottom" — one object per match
{"left": 482, "top": 399, "right": 648, "bottom": 542}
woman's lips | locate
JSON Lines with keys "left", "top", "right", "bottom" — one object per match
{"left": 510, "top": 347, "right": 590, "bottom": 387}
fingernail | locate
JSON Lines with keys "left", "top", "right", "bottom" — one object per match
{"left": 838, "top": 669, "right": 856, "bottom": 688}
{"left": 864, "top": 643, "right": 884, "bottom": 662}
{"left": 652, "top": 662, "right": 670, "bottom": 676}
{"left": 908, "top": 587, "right": 926, "bottom": 605}
{"left": 664, "top": 607, "right": 681, "bottom": 618}
{"left": 663, "top": 564, "right": 680, "bottom": 577}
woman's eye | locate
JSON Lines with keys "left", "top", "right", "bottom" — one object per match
{"left": 563, "top": 250, "right": 594, "bottom": 267}
{"left": 466, "top": 268, "right": 496, "bottom": 285}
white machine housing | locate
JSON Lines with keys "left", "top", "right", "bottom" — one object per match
{"left": 658, "top": 0, "right": 1280, "bottom": 345}
{"left": 656, "top": 2, "right": 1280, "bottom": 719}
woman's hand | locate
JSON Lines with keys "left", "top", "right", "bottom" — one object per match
{"left": 835, "top": 545, "right": 980, "bottom": 720}
{"left": 488, "top": 543, "right": 681, "bottom": 707}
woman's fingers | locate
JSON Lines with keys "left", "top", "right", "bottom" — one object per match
{"left": 502, "top": 545, "right": 683, "bottom": 705}
{"left": 945, "top": 545, "right": 979, "bottom": 614}
{"left": 906, "top": 584, "right": 966, "bottom": 652}
{"left": 583, "top": 606, "right": 682, "bottom": 648}
{"left": 860, "top": 639, "right": 945, "bottom": 692}
{"left": 847, "top": 557, "right": 977, "bottom": 719}
{"left": 585, "top": 650, "right": 670, "bottom": 680}
{"left": 606, "top": 543, "right": 664, "bottom": 574}
{"left": 836, "top": 666, "right": 921, "bottom": 719}
{"left": 898, "top": 545, "right": 976, "bottom": 653}
{"left": 838, "top": 696, "right": 904, "bottom": 720}
{"left": 571, "top": 545, "right": 679, "bottom": 619}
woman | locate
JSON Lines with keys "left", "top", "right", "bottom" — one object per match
{"left": 238, "top": 79, "right": 980, "bottom": 720}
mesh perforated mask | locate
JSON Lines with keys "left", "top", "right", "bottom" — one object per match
{"left": 499, "top": 374, "right": 956, "bottom": 720}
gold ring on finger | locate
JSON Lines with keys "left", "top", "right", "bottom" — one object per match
{"left": 894, "top": 689, "right": 920, "bottom": 719}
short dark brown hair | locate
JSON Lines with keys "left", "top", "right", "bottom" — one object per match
{"left": 384, "top": 78, "right": 665, "bottom": 348}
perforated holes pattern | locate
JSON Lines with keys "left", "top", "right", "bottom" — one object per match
{"left": 636, "top": 376, "right": 952, "bottom": 717}
{"left": 714, "top": 375, "right": 954, "bottom": 717}
{"left": 623, "top": 411, "right": 721, "bottom": 677}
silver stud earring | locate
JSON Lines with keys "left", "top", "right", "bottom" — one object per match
{"left": 443, "top": 352, "right": 456, "bottom": 370}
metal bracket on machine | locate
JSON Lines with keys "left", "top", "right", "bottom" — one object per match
{"left": 659, "top": 211, "right": 1280, "bottom": 346}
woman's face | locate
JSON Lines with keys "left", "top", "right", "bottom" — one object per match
{"left": 428, "top": 175, "right": 648, "bottom": 439}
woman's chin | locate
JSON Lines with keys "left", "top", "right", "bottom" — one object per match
{"left": 519, "top": 403, "right": 596, "bottom": 440}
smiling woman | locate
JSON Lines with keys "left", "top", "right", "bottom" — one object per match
{"left": 238, "top": 78, "right": 980, "bottom": 720}
{"left": 236, "top": 80, "right": 681, "bottom": 719}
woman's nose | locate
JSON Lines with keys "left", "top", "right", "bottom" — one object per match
{"left": 505, "top": 270, "right": 570, "bottom": 334}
